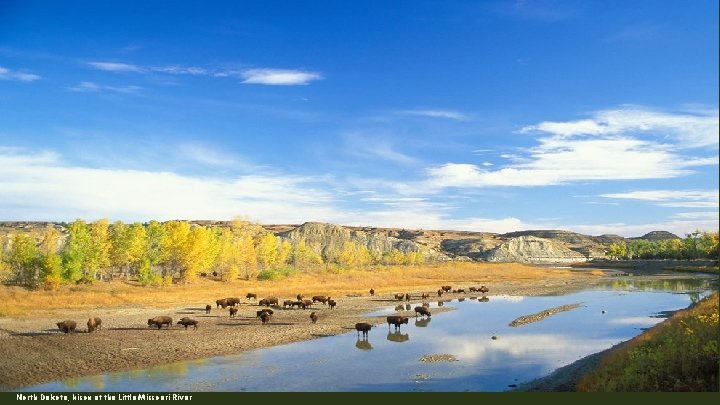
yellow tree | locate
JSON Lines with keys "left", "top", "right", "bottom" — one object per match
{"left": 38, "top": 225, "right": 63, "bottom": 288}
{"left": 338, "top": 241, "right": 358, "bottom": 268}
{"left": 256, "top": 233, "right": 279, "bottom": 271}
{"left": 180, "top": 225, "right": 218, "bottom": 283}
{"left": 87, "top": 219, "right": 111, "bottom": 281}
{"left": 277, "top": 239, "right": 292, "bottom": 267}
{"left": 291, "top": 239, "right": 322, "bottom": 271}
{"left": 164, "top": 220, "right": 191, "bottom": 280}
{"left": 215, "top": 228, "right": 239, "bottom": 282}
{"left": 126, "top": 222, "right": 149, "bottom": 276}
{"left": 238, "top": 235, "right": 258, "bottom": 280}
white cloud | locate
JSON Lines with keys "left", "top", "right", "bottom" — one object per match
{"left": 396, "top": 109, "right": 469, "bottom": 121}
{"left": 0, "top": 148, "right": 338, "bottom": 223}
{"left": 176, "top": 143, "right": 250, "bottom": 168}
{"left": 600, "top": 189, "right": 719, "bottom": 208}
{"left": 425, "top": 106, "right": 718, "bottom": 189}
{"left": 344, "top": 136, "right": 418, "bottom": 165}
{"left": 66, "top": 81, "right": 142, "bottom": 94}
{"left": 521, "top": 106, "right": 719, "bottom": 149}
{"left": 0, "top": 66, "right": 41, "bottom": 82}
{"left": 150, "top": 66, "right": 207, "bottom": 75}
{"left": 87, "top": 61, "right": 143, "bottom": 73}
{"left": 240, "top": 68, "right": 322, "bottom": 85}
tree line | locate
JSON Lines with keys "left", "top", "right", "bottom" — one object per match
{"left": 0, "top": 218, "right": 431, "bottom": 288}
{"left": 605, "top": 230, "right": 719, "bottom": 260}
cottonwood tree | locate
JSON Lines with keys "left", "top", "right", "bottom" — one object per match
{"left": 7, "top": 233, "right": 40, "bottom": 287}
{"left": 62, "top": 219, "right": 92, "bottom": 283}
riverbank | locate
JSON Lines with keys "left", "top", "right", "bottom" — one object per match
{"left": 0, "top": 265, "right": 709, "bottom": 392}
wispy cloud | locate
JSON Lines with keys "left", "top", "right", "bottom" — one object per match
{"left": 396, "top": 109, "right": 470, "bottom": 121}
{"left": 344, "top": 135, "right": 419, "bottom": 165}
{"left": 86, "top": 61, "right": 323, "bottom": 86}
{"left": 176, "top": 143, "right": 251, "bottom": 169}
{"left": 600, "top": 189, "right": 719, "bottom": 208}
{"left": 87, "top": 61, "right": 143, "bottom": 73}
{"left": 66, "top": 81, "right": 142, "bottom": 94}
{"left": 520, "top": 105, "right": 719, "bottom": 149}
{"left": 0, "top": 66, "right": 41, "bottom": 82}
{"left": 240, "top": 68, "right": 322, "bottom": 85}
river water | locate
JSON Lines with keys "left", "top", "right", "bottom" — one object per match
{"left": 20, "top": 276, "right": 717, "bottom": 392}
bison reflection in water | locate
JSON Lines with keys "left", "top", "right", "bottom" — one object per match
{"left": 414, "top": 318, "right": 431, "bottom": 328}
{"left": 478, "top": 296, "right": 490, "bottom": 303}
{"left": 386, "top": 331, "right": 409, "bottom": 343}
{"left": 355, "top": 338, "right": 373, "bottom": 351}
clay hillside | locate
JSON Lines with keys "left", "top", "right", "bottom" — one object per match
{"left": 0, "top": 221, "right": 681, "bottom": 264}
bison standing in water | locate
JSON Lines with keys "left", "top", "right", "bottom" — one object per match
{"left": 414, "top": 306, "right": 431, "bottom": 318}
{"left": 57, "top": 320, "right": 77, "bottom": 334}
{"left": 148, "top": 316, "right": 173, "bottom": 329}
{"left": 355, "top": 322, "right": 372, "bottom": 338}
{"left": 87, "top": 317, "right": 102, "bottom": 333}
{"left": 386, "top": 315, "right": 409, "bottom": 331}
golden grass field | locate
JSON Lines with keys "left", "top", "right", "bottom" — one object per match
{"left": 0, "top": 262, "right": 596, "bottom": 317}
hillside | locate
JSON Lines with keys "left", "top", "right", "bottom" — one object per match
{"left": 0, "top": 220, "right": 684, "bottom": 265}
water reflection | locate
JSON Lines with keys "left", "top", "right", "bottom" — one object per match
{"left": 478, "top": 296, "right": 490, "bottom": 302}
{"left": 414, "top": 318, "right": 431, "bottom": 328}
{"left": 355, "top": 338, "right": 373, "bottom": 351}
{"left": 386, "top": 331, "right": 410, "bottom": 343}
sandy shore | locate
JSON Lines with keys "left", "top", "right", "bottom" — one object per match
{"left": 0, "top": 271, "right": 649, "bottom": 392}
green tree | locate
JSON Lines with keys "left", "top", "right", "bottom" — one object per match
{"left": 607, "top": 241, "right": 628, "bottom": 260}
{"left": 62, "top": 219, "right": 92, "bottom": 283}
{"left": 7, "top": 233, "right": 40, "bottom": 286}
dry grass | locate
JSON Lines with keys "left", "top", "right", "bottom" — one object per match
{"left": 0, "top": 262, "right": 580, "bottom": 318}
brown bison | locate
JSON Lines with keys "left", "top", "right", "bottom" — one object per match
{"left": 291, "top": 301, "right": 305, "bottom": 309}
{"left": 312, "top": 295, "right": 330, "bottom": 305}
{"left": 259, "top": 297, "right": 279, "bottom": 307}
{"left": 310, "top": 311, "right": 318, "bottom": 324}
{"left": 205, "top": 304, "right": 212, "bottom": 314}
{"left": 369, "top": 288, "right": 375, "bottom": 296}
{"left": 216, "top": 298, "right": 228, "bottom": 308}
{"left": 229, "top": 307, "right": 238, "bottom": 317}
{"left": 177, "top": 317, "right": 198, "bottom": 330}
{"left": 327, "top": 299, "right": 337, "bottom": 309}
{"left": 296, "top": 294, "right": 305, "bottom": 301}
{"left": 414, "top": 306, "right": 431, "bottom": 318}
{"left": 260, "top": 312, "right": 270, "bottom": 324}
{"left": 437, "top": 289, "right": 443, "bottom": 297}
{"left": 57, "top": 320, "right": 77, "bottom": 334}
{"left": 87, "top": 317, "right": 102, "bottom": 333}
{"left": 386, "top": 315, "right": 409, "bottom": 330}
{"left": 148, "top": 316, "right": 173, "bottom": 329}
{"left": 355, "top": 322, "right": 372, "bottom": 338}
{"left": 246, "top": 292, "right": 257, "bottom": 300}
{"left": 226, "top": 297, "right": 241, "bottom": 307}
{"left": 441, "top": 286, "right": 452, "bottom": 292}
{"left": 394, "top": 293, "right": 405, "bottom": 301}
{"left": 256, "top": 308, "right": 274, "bottom": 318}
{"left": 421, "top": 293, "right": 430, "bottom": 299}
{"left": 479, "top": 286, "right": 489, "bottom": 293}
{"left": 469, "top": 287, "right": 478, "bottom": 292}
{"left": 302, "top": 299, "right": 313, "bottom": 308}
{"left": 283, "top": 300, "right": 295, "bottom": 309}
{"left": 452, "top": 289, "right": 466, "bottom": 294}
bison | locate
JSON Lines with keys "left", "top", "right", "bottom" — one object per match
{"left": 441, "top": 286, "right": 452, "bottom": 292}
{"left": 421, "top": 293, "right": 430, "bottom": 299}
{"left": 57, "top": 320, "right": 77, "bottom": 334}
{"left": 452, "top": 289, "right": 466, "bottom": 294}
{"left": 327, "top": 299, "right": 337, "bottom": 309}
{"left": 394, "top": 293, "right": 405, "bottom": 301}
{"left": 302, "top": 299, "right": 313, "bottom": 308}
{"left": 148, "top": 316, "right": 173, "bottom": 329}
{"left": 310, "top": 311, "right": 318, "bottom": 324}
{"left": 312, "top": 295, "right": 330, "bottom": 305}
{"left": 296, "top": 294, "right": 305, "bottom": 301}
{"left": 259, "top": 312, "right": 270, "bottom": 325}
{"left": 469, "top": 287, "right": 478, "bottom": 292}
{"left": 386, "top": 315, "right": 409, "bottom": 330}
{"left": 216, "top": 298, "right": 228, "bottom": 308}
{"left": 259, "top": 297, "right": 279, "bottom": 307}
{"left": 355, "top": 322, "right": 372, "bottom": 338}
{"left": 256, "top": 308, "right": 274, "bottom": 318}
{"left": 177, "top": 317, "right": 198, "bottom": 330}
{"left": 369, "top": 288, "right": 375, "bottom": 296}
{"left": 229, "top": 307, "right": 238, "bottom": 317}
{"left": 414, "top": 306, "right": 431, "bottom": 318}
{"left": 437, "top": 289, "right": 443, "bottom": 297}
{"left": 86, "top": 317, "right": 102, "bottom": 333}
{"left": 479, "top": 286, "right": 489, "bottom": 293}
{"left": 226, "top": 297, "right": 241, "bottom": 307}
{"left": 283, "top": 300, "right": 295, "bottom": 309}
{"left": 205, "top": 304, "right": 211, "bottom": 314}
{"left": 246, "top": 292, "right": 257, "bottom": 300}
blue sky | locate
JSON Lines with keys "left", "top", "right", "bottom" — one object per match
{"left": 1, "top": 0, "right": 718, "bottom": 237}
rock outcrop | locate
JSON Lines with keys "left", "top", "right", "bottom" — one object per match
{"left": 483, "top": 236, "right": 588, "bottom": 264}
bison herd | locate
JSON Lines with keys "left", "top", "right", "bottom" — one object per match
{"left": 52, "top": 285, "right": 489, "bottom": 349}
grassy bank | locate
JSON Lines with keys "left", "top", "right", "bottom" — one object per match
{"left": 577, "top": 291, "right": 719, "bottom": 391}
{"left": 0, "top": 262, "right": 586, "bottom": 317}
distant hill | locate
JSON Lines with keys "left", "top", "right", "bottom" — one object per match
{"left": 0, "top": 220, "right": 686, "bottom": 265}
